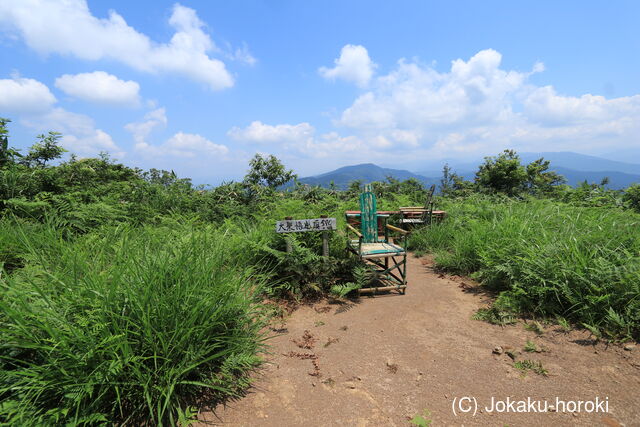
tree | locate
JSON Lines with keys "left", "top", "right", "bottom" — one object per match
{"left": 440, "top": 163, "right": 455, "bottom": 196}
{"left": 0, "top": 117, "right": 21, "bottom": 168}
{"left": 22, "top": 131, "right": 66, "bottom": 167}
{"left": 623, "top": 184, "right": 640, "bottom": 212}
{"left": 525, "top": 158, "right": 566, "bottom": 194}
{"left": 243, "top": 154, "right": 296, "bottom": 189}
{"left": 348, "top": 179, "right": 362, "bottom": 195}
{"left": 475, "top": 149, "right": 527, "bottom": 196}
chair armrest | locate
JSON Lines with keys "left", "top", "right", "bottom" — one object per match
{"left": 386, "top": 224, "right": 409, "bottom": 235}
{"left": 346, "top": 223, "right": 363, "bottom": 238}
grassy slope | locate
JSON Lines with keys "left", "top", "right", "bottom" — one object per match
{"left": 0, "top": 220, "right": 266, "bottom": 425}
{"left": 409, "top": 197, "right": 640, "bottom": 339}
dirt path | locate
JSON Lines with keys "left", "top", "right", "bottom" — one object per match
{"left": 201, "top": 255, "right": 640, "bottom": 426}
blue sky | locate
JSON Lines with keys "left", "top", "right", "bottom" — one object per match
{"left": 1, "top": 0, "right": 639, "bottom": 184}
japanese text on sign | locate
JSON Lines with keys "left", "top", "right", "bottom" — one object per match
{"left": 275, "top": 218, "right": 337, "bottom": 233}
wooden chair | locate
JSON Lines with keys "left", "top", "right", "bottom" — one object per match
{"left": 346, "top": 184, "right": 408, "bottom": 294}
{"left": 400, "top": 184, "right": 438, "bottom": 228}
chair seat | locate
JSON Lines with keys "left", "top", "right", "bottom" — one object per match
{"left": 401, "top": 218, "right": 425, "bottom": 224}
{"left": 349, "top": 241, "right": 405, "bottom": 258}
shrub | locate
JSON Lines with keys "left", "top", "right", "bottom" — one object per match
{"left": 410, "top": 198, "right": 640, "bottom": 339}
{"left": 0, "top": 223, "right": 266, "bottom": 425}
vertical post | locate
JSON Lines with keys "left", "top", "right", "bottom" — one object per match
{"left": 285, "top": 217, "right": 293, "bottom": 253}
{"left": 320, "top": 214, "right": 329, "bottom": 257}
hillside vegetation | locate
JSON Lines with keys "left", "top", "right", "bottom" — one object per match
{"left": 1, "top": 119, "right": 639, "bottom": 425}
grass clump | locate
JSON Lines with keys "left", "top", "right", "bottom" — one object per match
{"left": 0, "top": 222, "right": 266, "bottom": 426}
{"left": 524, "top": 321, "right": 546, "bottom": 335}
{"left": 513, "top": 360, "right": 548, "bottom": 376}
{"left": 410, "top": 409, "right": 432, "bottom": 426}
{"left": 523, "top": 340, "right": 545, "bottom": 353}
{"left": 411, "top": 197, "right": 640, "bottom": 340}
{"left": 472, "top": 307, "right": 517, "bottom": 326}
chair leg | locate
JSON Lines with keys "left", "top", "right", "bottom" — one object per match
{"left": 363, "top": 255, "right": 407, "bottom": 294}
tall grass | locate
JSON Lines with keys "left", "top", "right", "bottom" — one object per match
{"left": 410, "top": 197, "right": 640, "bottom": 339}
{"left": 0, "top": 221, "right": 266, "bottom": 425}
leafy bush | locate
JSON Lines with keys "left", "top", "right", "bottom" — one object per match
{"left": 0, "top": 223, "right": 266, "bottom": 425}
{"left": 624, "top": 183, "right": 640, "bottom": 212}
{"left": 410, "top": 197, "right": 640, "bottom": 339}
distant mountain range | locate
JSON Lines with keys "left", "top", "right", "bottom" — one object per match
{"left": 298, "top": 152, "right": 640, "bottom": 190}
{"left": 297, "top": 164, "right": 439, "bottom": 189}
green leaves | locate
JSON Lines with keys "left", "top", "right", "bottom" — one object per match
{"left": 22, "top": 131, "right": 67, "bottom": 168}
{"left": 243, "top": 153, "right": 297, "bottom": 189}
{"left": 0, "top": 223, "right": 267, "bottom": 425}
{"left": 411, "top": 197, "right": 640, "bottom": 340}
{"left": 475, "top": 149, "right": 528, "bottom": 196}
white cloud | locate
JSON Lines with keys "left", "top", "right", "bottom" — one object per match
{"left": 228, "top": 121, "right": 314, "bottom": 143}
{"left": 163, "top": 132, "right": 228, "bottom": 157}
{"left": 335, "top": 48, "right": 640, "bottom": 157}
{"left": 127, "top": 109, "right": 228, "bottom": 159}
{"left": 0, "top": 1, "right": 236, "bottom": 90}
{"left": 228, "top": 121, "right": 364, "bottom": 158}
{"left": 55, "top": 71, "right": 140, "bottom": 106}
{"left": 522, "top": 86, "right": 630, "bottom": 125}
{"left": 226, "top": 42, "right": 257, "bottom": 66}
{"left": 62, "top": 129, "right": 123, "bottom": 158}
{"left": 135, "top": 131, "right": 228, "bottom": 158}
{"left": 0, "top": 76, "right": 57, "bottom": 113}
{"left": 125, "top": 108, "right": 167, "bottom": 148}
{"left": 0, "top": 75, "right": 124, "bottom": 158}
{"left": 319, "top": 44, "right": 376, "bottom": 87}
{"left": 23, "top": 107, "right": 124, "bottom": 158}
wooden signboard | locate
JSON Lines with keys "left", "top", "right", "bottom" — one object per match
{"left": 275, "top": 217, "right": 337, "bottom": 233}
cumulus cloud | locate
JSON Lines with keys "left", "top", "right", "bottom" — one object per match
{"left": 228, "top": 121, "right": 314, "bottom": 144}
{"left": 335, "top": 48, "right": 640, "bottom": 157}
{"left": 228, "top": 121, "right": 364, "bottom": 158}
{"left": 55, "top": 71, "right": 140, "bottom": 106}
{"left": 319, "top": 44, "right": 376, "bottom": 87}
{"left": 23, "top": 107, "right": 124, "bottom": 158}
{"left": 163, "top": 132, "right": 228, "bottom": 157}
{"left": 62, "top": 129, "right": 123, "bottom": 158}
{"left": 0, "top": 76, "right": 57, "bottom": 113}
{"left": 0, "top": 75, "right": 124, "bottom": 158}
{"left": 523, "top": 86, "right": 623, "bottom": 125}
{"left": 125, "top": 108, "right": 167, "bottom": 148}
{"left": 0, "top": 1, "right": 238, "bottom": 90}
{"left": 135, "top": 131, "right": 228, "bottom": 158}
{"left": 127, "top": 109, "right": 228, "bottom": 158}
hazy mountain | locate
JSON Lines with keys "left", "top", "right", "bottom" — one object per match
{"left": 420, "top": 151, "right": 640, "bottom": 177}
{"left": 415, "top": 151, "right": 640, "bottom": 190}
{"left": 552, "top": 167, "right": 640, "bottom": 189}
{"left": 298, "top": 152, "right": 640, "bottom": 191}
{"left": 519, "top": 152, "right": 640, "bottom": 175}
{"left": 297, "top": 163, "right": 439, "bottom": 189}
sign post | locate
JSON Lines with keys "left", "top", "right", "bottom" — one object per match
{"left": 320, "top": 215, "right": 329, "bottom": 257}
{"left": 276, "top": 216, "right": 337, "bottom": 257}
{"left": 284, "top": 217, "right": 293, "bottom": 253}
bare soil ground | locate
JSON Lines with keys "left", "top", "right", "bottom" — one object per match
{"left": 200, "top": 254, "right": 640, "bottom": 426}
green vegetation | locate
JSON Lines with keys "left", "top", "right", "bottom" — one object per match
{"left": 409, "top": 409, "right": 432, "bottom": 426}
{"left": 524, "top": 340, "right": 540, "bottom": 353}
{"left": 1, "top": 118, "right": 639, "bottom": 424}
{"left": 0, "top": 118, "right": 426, "bottom": 425}
{"left": 514, "top": 360, "right": 548, "bottom": 376}
{"left": 524, "top": 321, "right": 546, "bottom": 336}
{"left": 472, "top": 307, "right": 517, "bottom": 326}
{"left": 1, "top": 222, "right": 266, "bottom": 425}
{"left": 410, "top": 197, "right": 640, "bottom": 339}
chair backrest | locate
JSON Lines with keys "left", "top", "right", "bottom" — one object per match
{"left": 359, "top": 184, "right": 378, "bottom": 243}
{"left": 421, "top": 184, "right": 436, "bottom": 223}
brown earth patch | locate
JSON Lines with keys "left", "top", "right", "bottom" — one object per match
{"left": 199, "top": 254, "right": 640, "bottom": 426}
